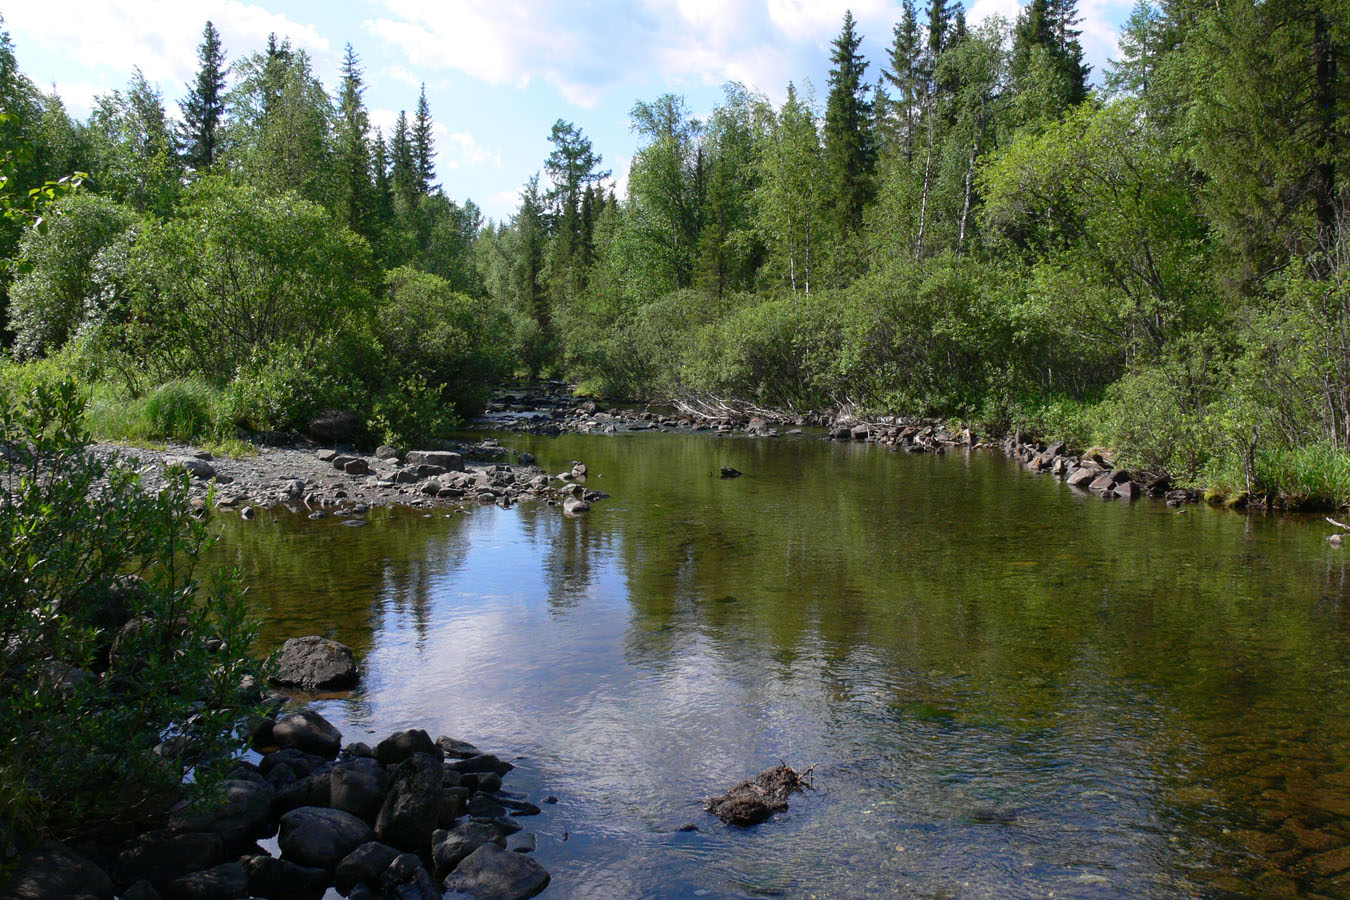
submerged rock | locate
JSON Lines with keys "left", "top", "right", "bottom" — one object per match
{"left": 442, "top": 843, "right": 549, "bottom": 900}
{"left": 706, "top": 765, "right": 812, "bottom": 827}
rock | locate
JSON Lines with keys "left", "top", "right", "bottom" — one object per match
{"left": 309, "top": 410, "right": 360, "bottom": 444}
{"left": 167, "top": 779, "right": 275, "bottom": 856}
{"left": 431, "top": 823, "right": 506, "bottom": 875}
{"left": 448, "top": 755, "right": 514, "bottom": 777}
{"left": 405, "top": 451, "right": 464, "bottom": 472}
{"left": 272, "top": 710, "right": 343, "bottom": 759}
{"left": 2, "top": 841, "right": 113, "bottom": 899}
{"left": 334, "top": 842, "right": 401, "bottom": 895}
{"left": 1113, "top": 480, "right": 1140, "bottom": 500}
{"left": 115, "top": 830, "right": 225, "bottom": 888}
{"left": 316, "top": 450, "right": 338, "bottom": 463}
{"left": 165, "top": 457, "right": 216, "bottom": 480}
{"left": 375, "top": 753, "right": 443, "bottom": 852}
{"left": 706, "top": 765, "right": 810, "bottom": 827}
{"left": 268, "top": 636, "right": 359, "bottom": 692}
{"left": 442, "top": 844, "right": 550, "bottom": 900}
{"left": 378, "top": 854, "right": 437, "bottom": 900}
{"left": 375, "top": 445, "right": 404, "bottom": 461}
{"left": 278, "top": 807, "right": 374, "bottom": 870}
{"left": 238, "top": 855, "right": 328, "bottom": 900}
{"left": 330, "top": 758, "right": 391, "bottom": 823}
{"left": 375, "top": 730, "right": 440, "bottom": 766}
{"left": 570, "top": 462, "right": 587, "bottom": 477}
{"left": 436, "top": 736, "right": 480, "bottom": 759}
{"left": 506, "top": 834, "right": 536, "bottom": 854}
{"left": 240, "top": 507, "right": 255, "bottom": 520}
{"left": 121, "top": 881, "right": 162, "bottom": 900}
{"left": 344, "top": 459, "right": 371, "bottom": 476}
{"left": 719, "top": 466, "right": 741, "bottom": 478}
{"left": 162, "top": 863, "right": 247, "bottom": 900}
{"left": 1088, "top": 471, "right": 1118, "bottom": 493}
{"left": 331, "top": 456, "right": 358, "bottom": 471}
{"left": 562, "top": 497, "right": 590, "bottom": 515}
{"left": 850, "top": 425, "right": 870, "bottom": 440}
{"left": 273, "top": 771, "right": 332, "bottom": 814}
{"left": 259, "top": 748, "right": 327, "bottom": 778}
{"left": 516, "top": 452, "right": 535, "bottom": 466}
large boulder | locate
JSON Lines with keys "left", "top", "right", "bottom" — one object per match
{"left": 308, "top": 410, "right": 360, "bottom": 444}
{"left": 375, "top": 753, "right": 443, "bottom": 852}
{"left": 378, "top": 855, "right": 438, "bottom": 900}
{"left": 405, "top": 451, "right": 464, "bottom": 472}
{"left": 431, "top": 822, "right": 505, "bottom": 876}
{"left": 167, "top": 779, "right": 275, "bottom": 856}
{"left": 115, "top": 830, "right": 225, "bottom": 889}
{"left": 278, "top": 807, "right": 374, "bottom": 870}
{"left": 442, "top": 844, "right": 549, "bottom": 900}
{"left": 2, "top": 841, "right": 113, "bottom": 899}
{"left": 165, "top": 457, "right": 216, "bottom": 480}
{"left": 272, "top": 710, "right": 343, "bottom": 759}
{"left": 330, "top": 758, "right": 391, "bottom": 823}
{"left": 161, "top": 863, "right": 247, "bottom": 900}
{"left": 238, "top": 855, "right": 329, "bottom": 900}
{"left": 333, "top": 842, "right": 400, "bottom": 895}
{"left": 375, "top": 730, "right": 439, "bottom": 767}
{"left": 268, "top": 637, "right": 358, "bottom": 692}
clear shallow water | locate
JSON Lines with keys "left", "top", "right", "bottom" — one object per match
{"left": 214, "top": 432, "right": 1350, "bottom": 899}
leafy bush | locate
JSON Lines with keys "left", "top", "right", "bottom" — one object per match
{"left": 0, "top": 378, "right": 260, "bottom": 838}
{"left": 6, "top": 193, "right": 139, "bottom": 359}
{"left": 368, "top": 374, "right": 458, "bottom": 447}
{"left": 124, "top": 178, "right": 376, "bottom": 383}
{"left": 376, "top": 267, "right": 511, "bottom": 417}
{"left": 220, "top": 336, "right": 372, "bottom": 433}
{"left": 143, "top": 380, "right": 218, "bottom": 443}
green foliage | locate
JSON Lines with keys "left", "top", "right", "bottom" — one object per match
{"left": 368, "top": 373, "right": 456, "bottom": 447}
{"left": 7, "top": 193, "right": 138, "bottom": 358}
{"left": 0, "top": 378, "right": 261, "bottom": 837}
{"left": 124, "top": 178, "right": 375, "bottom": 383}
{"left": 219, "top": 337, "right": 370, "bottom": 433}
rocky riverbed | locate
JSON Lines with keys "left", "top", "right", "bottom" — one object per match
{"left": 91, "top": 437, "right": 608, "bottom": 522}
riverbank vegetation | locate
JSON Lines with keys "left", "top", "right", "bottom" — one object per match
{"left": 1, "top": 5, "right": 1349, "bottom": 503}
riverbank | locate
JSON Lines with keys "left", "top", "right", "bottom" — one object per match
{"left": 90, "top": 435, "right": 608, "bottom": 521}
{"left": 480, "top": 383, "right": 1345, "bottom": 513}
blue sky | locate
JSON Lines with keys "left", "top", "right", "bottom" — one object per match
{"left": 3, "top": 0, "right": 1132, "bottom": 223}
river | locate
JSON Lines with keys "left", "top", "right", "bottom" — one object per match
{"left": 214, "top": 430, "right": 1350, "bottom": 899}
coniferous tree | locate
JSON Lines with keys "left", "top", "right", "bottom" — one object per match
{"left": 823, "top": 10, "right": 876, "bottom": 249}
{"left": 390, "top": 111, "right": 416, "bottom": 210}
{"left": 334, "top": 43, "right": 375, "bottom": 237}
{"left": 180, "top": 21, "right": 227, "bottom": 171}
{"left": 413, "top": 84, "right": 435, "bottom": 196}
{"left": 372, "top": 129, "right": 394, "bottom": 230}
{"left": 883, "top": 0, "right": 924, "bottom": 162}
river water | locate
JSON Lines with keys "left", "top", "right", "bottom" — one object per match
{"left": 215, "top": 431, "right": 1350, "bottom": 899}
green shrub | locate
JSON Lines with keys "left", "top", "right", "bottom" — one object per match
{"left": 220, "top": 338, "right": 370, "bottom": 433}
{"left": 0, "top": 378, "right": 261, "bottom": 838}
{"left": 368, "top": 374, "right": 459, "bottom": 447}
{"left": 143, "top": 380, "right": 218, "bottom": 443}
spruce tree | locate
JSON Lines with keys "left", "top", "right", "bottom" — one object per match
{"left": 883, "top": 0, "right": 923, "bottom": 161}
{"left": 335, "top": 43, "right": 375, "bottom": 237}
{"left": 180, "top": 21, "right": 227, "bottom": 170}
{"left": 390, "top": 111, "right": 416, "bottom": 210}
{"left": 823, "top": 10, "right": 876, "bottom": 241}
{"left": 413, "top": 83, "right": 435, "bottom": 196}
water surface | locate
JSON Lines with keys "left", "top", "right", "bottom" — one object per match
{"left": 215, "top": 432, "right": 1350, "bottom": 899}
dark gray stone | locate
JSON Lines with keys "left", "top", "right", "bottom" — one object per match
{"left": 442, "top": 844, "right": 549, "bottom": 900}
{"left": 435, "top": 737, "right": 480, "bottom": 759}
{"left": 165, "top": 457, "right": 216, "bottom": 480}
{"left": 115, "top": 831, "right": 225, "bottom": 888}
{"left": 375, "top": 753, "right": 443, "bottom": 852}
{"left": 344, "top": 459, "right": 370, "bottom": 476}
{"left": 308, "top": 410, "right": 360, "bottom": 443}
{"left": 333, "top": 842, "right": 400, "bottom": 896}
{"left": 378, "top": 855, "right": 438, "bottom": 900}
{"left": 431, "top": 823, "right": 505, "bottom": 877}
{"left": 2, "top": 842, "right": 112, "bottom": 899}
{"left": 162, "top": 863, "right": 246, "bottom": 900}
{"left": 330, "top": 758, "right": 390, "bottom": 823}
{"left": 167, "top": 779, "right": 275, "bottom": 856}
{"left": 273, "top": 771, "right": 332, "bottom": 814}
{"left": 375, "top": 730, "right": 439, "bottom": 767}
{"left": 448, "top": 755, "right": 513, "bottom": 777}
{"left": 277, "top": 807, "right": 374, "bottom": 870}
{"left": 272, "top": 710, "right": 343, "bottom": 759}
{"left": 121, "top": 882, "right": 161, "bottom": 900}
{"left": 405, "top": 451, "right": 464, "bottom": 471}
{"left": 239, "top": 855, "right": 328, "bottom": 900}
{"left": 268, "top": 637, "right": 358, "bottom": 692}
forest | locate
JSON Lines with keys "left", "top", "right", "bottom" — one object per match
{"left": 2, "top": 2, "right": 1349, "bottom": 502}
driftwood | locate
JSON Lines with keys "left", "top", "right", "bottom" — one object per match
{"left": 705, "top": 764, "right": 814, "bottom": 826}
{"left": 1328, "top": 517, "right": 1350, "bottom": 531}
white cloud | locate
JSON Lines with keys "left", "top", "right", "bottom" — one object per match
{"left": 5, "top": 0, "right": 331, "bottom": 96}
{"left": 439, "top": 127, "right": 502, "bottom": 170}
